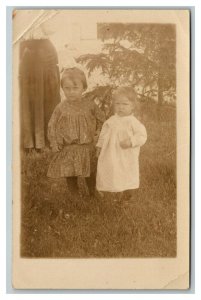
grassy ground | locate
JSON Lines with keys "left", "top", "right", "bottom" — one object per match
{"left": 21, "top": 119, "right": 176, "bottom": 258}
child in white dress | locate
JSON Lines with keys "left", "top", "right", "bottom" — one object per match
{"left": 96, "top": 86, "right": 147, "bottom": 198}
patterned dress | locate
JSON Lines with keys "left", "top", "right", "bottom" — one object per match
{"left": 47, "top": 98, "right": 105, "bottom": 178}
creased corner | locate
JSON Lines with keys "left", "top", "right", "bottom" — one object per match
{"left": 163, "top": 271, "right": 189, "bottom": 289}
{"left": 13, "top": 10, "right": 59, "bottom": 46}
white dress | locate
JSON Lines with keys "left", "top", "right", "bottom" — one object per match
{"left": 96, "top": 114, "right": 147, "bottom": 192}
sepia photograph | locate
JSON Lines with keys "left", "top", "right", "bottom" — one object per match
{"left": 12, "top": 9, "right": 190, "bottom": 289}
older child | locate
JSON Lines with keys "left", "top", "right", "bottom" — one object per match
{"left": 96, "top": 86, "right": 147, "bottom": 198}
{"left": 47, "top": 67, "right": 105, "bottom": 197}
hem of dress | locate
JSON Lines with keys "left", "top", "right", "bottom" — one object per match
{"left": 96, "top": 186, "right": 139, "bottom": 193}
{"left": 47, "top": 174, "right": 90, "bottom": 178}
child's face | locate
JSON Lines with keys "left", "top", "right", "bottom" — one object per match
{"left": 62, "top": 78, "right": 84, "bottom": 101}
{"left": 113, "top": 94, "right": 134, "bottom": 117}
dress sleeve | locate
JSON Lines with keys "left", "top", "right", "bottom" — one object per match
{"left": 130, "top": 118, "right": 147, "bottom": 148}
{"left": 47, "top": 104, "right": 62, "bottom": 149}
{"left": 96, "top": 121, "right": 109, "bottom": 148}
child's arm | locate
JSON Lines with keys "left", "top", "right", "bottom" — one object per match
{"left": 130, "top": 118, "right": 147, "bottom": 147}
{"left": 120, "top": 119, "right": 147, "bottom": 149}
{"left": 47, "top": 104, "right": 62, "bottom": 152}
{"left": 96, "top": 147, "right": 101, "bottom": 158}
{"left": 96, "top": 121, "right": 109, "bottom": 156}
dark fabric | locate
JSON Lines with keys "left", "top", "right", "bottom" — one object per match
{"left": 66, "top": 177, "right": 78, "bottom": 196}
{"left": 124, "top": 189, "right": 139, "bottom": 200}
{"left": 66, "top": 175, "right": 96, "bottom": 197}
{"left": 19, "top": 39, "right": 60, "bottom": 149}
{"left": 86, "top": 175, "right": 96, "bottom": 196}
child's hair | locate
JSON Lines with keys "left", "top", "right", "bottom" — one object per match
{"left": 113, "top": 86, "right": 137, "bottom": 105}
{"left": 61, "top": 67, "right": 88, "bottom": 90}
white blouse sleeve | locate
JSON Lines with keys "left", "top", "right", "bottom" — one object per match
{"left": 130, "top": 118, "right": 147, "bottom": 148}
{"left": 96, "top": 122, "right": 110, "bottom": 148}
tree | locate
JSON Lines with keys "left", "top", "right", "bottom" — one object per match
{"left": 77, "top": 23, "right": 176, "bottom": 119}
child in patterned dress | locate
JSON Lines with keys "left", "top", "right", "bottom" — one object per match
{"left": 47, "top": 67, "right": 105, "bottom": 197}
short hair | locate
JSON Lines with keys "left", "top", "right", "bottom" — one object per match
{"left": 113, "top": 86, "right": 137, "bottom": 105}
{"left": 61, "top": 67, "right": 87, "bottom": 90}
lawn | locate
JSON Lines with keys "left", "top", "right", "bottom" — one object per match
{"left": 21, "top": 118, "right": 176, "bottom": 258}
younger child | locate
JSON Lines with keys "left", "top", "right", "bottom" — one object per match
{"left": 47, "top": 67, "right": 105, "bottom": 197}
{"left": 96, "top": 86, "right": 147, "bottom": 199}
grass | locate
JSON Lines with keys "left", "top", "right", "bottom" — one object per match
{"left": 21, "top": 119, "right": 176, "bottom": 258}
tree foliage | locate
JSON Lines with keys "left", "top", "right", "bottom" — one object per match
{"left": 77, "top": 23, "right": 176, "bottom": 118}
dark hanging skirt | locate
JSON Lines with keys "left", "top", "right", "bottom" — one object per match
{"left": 19, "top": 39, "right": 61, "bottom": 149}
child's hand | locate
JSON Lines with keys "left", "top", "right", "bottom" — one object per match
{"left": 119, "top": 138, "right": 132, "bottom": 149}
{"left": 96, "top": 147, "right": 101, "bottom": 158}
